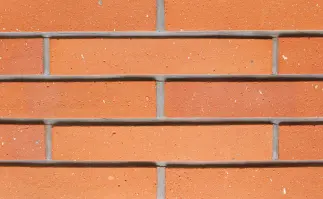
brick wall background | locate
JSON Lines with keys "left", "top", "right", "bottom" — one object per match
{"left": 1, "top": 0, "right": 323, "bottom": 198}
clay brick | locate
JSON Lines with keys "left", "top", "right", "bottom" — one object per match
{"left": 280, "top": 125, "right": 323, "bottom": 160}
{"left": 0, "top": 167, "right": 156, "bottom": 199}
{"left": 50, "top": 39, "right": 271, "bottom": 75}
{"left": 165, "top": 0, "right": 323, "bottom": 30}
{"left": 0, "top": 39, "right": 43, "bottom": 74}
{"left": 0, "top": 0, "right": 155, "bottom": 31}
{"left": 167, "top": 168, "right": 323, "bottom": 199}
{"left": 0, "top": 125, "right": 44, "bottom": 160}
{"left": 0, "top": 82, "right": 155, "bottom": 118}
{"left": 52, "top": 125, "right": 272, "bottom": 161}
{"left": 279, "top": 38, "right": 323, "bottom": 74}
{"left": 165, "top": 82, "right": 323, "bottom": 117}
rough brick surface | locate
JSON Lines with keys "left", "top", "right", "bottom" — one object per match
{"left": 52, "top": 125, "right": 272, "bottom": 161}
{"left": 167, "top": 168, "right": 323, "bottom": 199}
{"left": 279, "top": 38, "right": 323, "bottom": 74}
{"left": 0, "top": 125, "right": 44, "bottom": 160}
{"left": 0, "top": 39, "right": 43, "bottom": 74}
{"left": 0, "top": 82, "right": 155, "bottom": 118}
{"left": 165, "top": 82, "right": 323, "bottom": 117}
{"left": 165, "top": 0, "right": 323, "bottom": 30}
{"left": 0, "top": 167, "right": 156, "bottom": 198}
{"left": 50, "top": 39, "right": 272, "bottom": 75}
{"left": 0, "top": 0, "right": 155, "bottom": 31}
{"left": 280, "top": 125, "right": 323, "bottom": 160}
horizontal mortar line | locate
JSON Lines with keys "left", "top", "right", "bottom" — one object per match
{"left": 0, "top": 160, "right": 323, "bottom": 168}
{"left": 1, "top": 117, "right": 323, "bottom": 125}
{"left": 1, "top": 30, "right": 323, "bottom": 38}
{"left": 3, "top": 74, "right": 323, "bottom": 82}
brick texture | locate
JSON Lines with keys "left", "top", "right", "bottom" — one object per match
{"left": 52, "top": 125, "right": 272, "bottom": 161}
{"left": 2, "top": 0, "right": 323, "bottom": 198}
{"left": 279, "top": 38, "right": 323, "bottom": 74}
{"left": 0, "top": 0, "right": 155, "bottom": 31}
{"left": 165, "top": 0, "right": 323, "bottom": 30}
{"left": 0, "top": 82, "right": 155, "bottom": 118}
{"left": 167, "top": 168, "right": 323, "bottom": 199}
{"left": 280, "top": 125, "right": 323, "bottom": 160}
{"left": 0, "top": 39, "right": 43, "bottom": 74}
{"left": 50, "top": 39, "right": 272, "bottom": 75}
{"left": 165, "top": 82, "right": 323, "bottom": 117}
{"left": 0, "top": 167, "right": 156, "bottom": 199}
{"left": 0, "top": 125, "right": 44, "bottom": 160}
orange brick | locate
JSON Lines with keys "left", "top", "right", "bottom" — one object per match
{"left": 279, "top": 38, "right": 323, "bottom": 74}
{"left": 52, "top": 125, "right": 272, "bottom": 161}
{"left": 165, "top": 82, "right": 323, "bottom": 117}
{"left": 0, "top": 167, "right": 156, "bottom": 199}
{"left": 50, "top": 39, "right": 271, "bottom": 75}
{"left": 0, "top": 82, "right": 155, "bottom": 118}
{"left": 280, "top": 125, "right": 323, "bottom": 160}
{"left": 0, "top": 125, "right": 44, "bottom": 160}
{"left": 165, "top": 0, "right": 323, "bottom": 30}
{"left": 167, "top": 168, "right": 323, "bottom": 199}
{"left": 0, "top": 39, "right": 43, "bottom": 74}
{"left": 0, "top": 0, "right": 155, "bottom": 31}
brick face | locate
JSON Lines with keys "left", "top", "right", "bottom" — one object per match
{"left": 279, "top": 38, "right": 323, "bottom": 74}
{"left": 0, "top": 82, "right": 155, "bottom": 118}
{"left": 0, "top": 167, "right": 156, "bottom": 199}
{"left": 50, "top": 39, "right": 272, "bottom": 75}
{"left": 1, "top": 0, "right": 323, "bottom": 198}
{"left": 0, "top": 0, "right": 155, "bottom": 31}
{"left": 0, "top": 125, "right": 44, "bottom": 160}
{"left": 165, "top": 82, "right": 323, "bottom": 117}
{"left": 166, "top": 168, "right": 323, "bottom": 199}
{"left": 52, "top": 125, "right": 272, "bottom": 161}
{"left": 0, "top": 39, "right": 43, "bottom": 74}
{"left": 280, "top": 125, "right": 323, "bottom": 160}
{"left": 165, "top": 0, "right": 323, "bottom": 30}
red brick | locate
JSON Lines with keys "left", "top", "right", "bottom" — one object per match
{"left": 0, "top": 125, "right": 44, "bottom": 160}
{"left": 0, "top": 167, "right": 156, "bottom": 199}
{"left": 0, "top": 82, "right": 155, "bottom": 118}
{"left": 279, "top": 38, "right": 323, "bottom": 74}
{"left": 165, "top": 0, "right": 323, "bottom": 30}
{"left": 165, "top": 82, "right": 323, "bottom": 117}
{"left": 280, "top": 125, "right": 323, "bottom": 160}
{"left": 0, "top": 0, "right": 155, "bottom": 31}
{"left": 167, "top": 168, "right": 323, "bottom": 199}
{"left": 0, "top": 39, "right": 43, "bottom": 74}
{"left": 52, "top": 125, "right": 272, "bottom": 161}
{"left": 50, "top": 39, "right": 271, "bottom": 75}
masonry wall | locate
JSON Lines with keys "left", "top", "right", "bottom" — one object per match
{"left": 1, "top": 0, "right": 323, "bottom": 198}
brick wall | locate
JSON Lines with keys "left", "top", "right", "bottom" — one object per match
{"left": 1, "top": 0, "right": 323, "bottom": 198}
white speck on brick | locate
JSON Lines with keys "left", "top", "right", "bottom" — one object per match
{"left": 283, "top": 188, "right": 287, "bottom": 194}
{"left": 2, "top": 28, "right": 5, "bottom": 30}
{"left": 259, "top": 90, "right": 263, "bottom": 95}
{"left": 81, "top": 54, "right": 85, "bottom": 60}
{"left": 146, "top": 14, "right": 149, "bottom": 17}
{"left": 0, "top": 56, "right": 2, "bottom": 60}
{"left": 188, "top": 56, "right": 190, "bottom": 59}
{"left": 234, "top": 100, "right": 237, "bottom": 103}
{"left": 103, "top": 100, "right": 106, "bottom": 104}
{"left": 270, "top": 178, "right": 273, "bottom": 182}
{"left": 13, "top": 137, "right": 16, "bottom": 141}
{"left": 1, "top": 142, "right": 4, "bottom": 146}
{"left": 282, "top": 55, "right": 288, "bottom": 60}
{"left": 315, "top": 85, "right": 319, "bottom": 89}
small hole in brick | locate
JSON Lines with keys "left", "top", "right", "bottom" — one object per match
{"left": 250, "top": 60, "right": 254, "bottom": 64}
{"left": 118, "top": 184, "right": 121, "bottom": 187}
